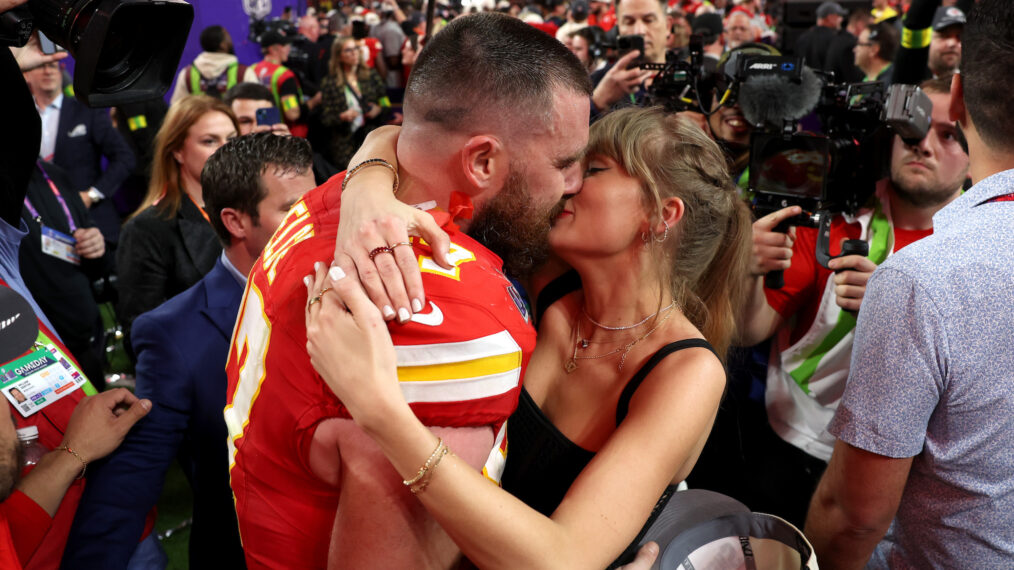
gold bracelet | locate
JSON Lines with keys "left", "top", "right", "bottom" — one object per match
{"left": 341, "top": 158, "right": 400, "bottom": 196}
{"left": 409, "top": 446, "right": 450, "bottom": 495}
{"left": 56, "top": 445, "right": 87, "bottom": 479}
{"left": 403, "top": 438, "right": 446, "bottom": 487}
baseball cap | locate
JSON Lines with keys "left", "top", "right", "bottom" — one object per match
{"left": 692, "top": 13, "right": 723, "bottom": 41}
{"left": 634, "top": 490, "right": 818, "bottom": 570}
{"left": 259, "top": 30, "right": 294, "bottom": 48}
{"left": 816, "top": 1, "right": 847, "bottom": 19}
{"left": 570, "top": 0, "right": 590, "bottom": 21}
{"left": 932, "top": 6, "right": 966, "bottom": 32}
{"left": 0, "top": 287, "right": 39, "bottom": 364}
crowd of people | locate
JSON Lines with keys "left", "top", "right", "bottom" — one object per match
{"left": 0, "top": 0, "right": 1011, "bottom": 568}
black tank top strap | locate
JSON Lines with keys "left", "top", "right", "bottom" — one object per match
{"left": 534, "top": 269, "right": 581, "bottom": 328}
{"left": 615, "top": 338, "right": 719, "bottom": 426}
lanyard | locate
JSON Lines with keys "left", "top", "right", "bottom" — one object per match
{"left": 23, "top": 162, "right": 77, "bottom": 233}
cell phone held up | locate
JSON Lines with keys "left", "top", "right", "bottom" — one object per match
{"left": 617, "top": 35, "right": 645, "bottom": 69}
{"left": 256, "top": 106, "right": 281, "bottom": 126}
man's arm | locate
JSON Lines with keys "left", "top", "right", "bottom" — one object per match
{"left": 64, "top": 316, "right": 190, "bottom": 566}
{"left": 805, "top": 440, "right": 913, "bottom": 569}
{"left": 89, "top": 107, "right": 135, "bottom": 197}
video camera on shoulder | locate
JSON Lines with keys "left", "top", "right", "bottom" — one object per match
{"left": 726, "top": 54, "right": 930, "bottom": 280}
{"left": 0, "top": 0, "right": 194, "bottom": 106}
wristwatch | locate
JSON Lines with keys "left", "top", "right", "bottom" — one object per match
{"left": 86, "top": 188, "right": 104, "bottom": 204}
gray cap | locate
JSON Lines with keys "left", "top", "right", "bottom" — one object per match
{"left": 816, "top": 1, "right": 847, "bottom": 19}
{"left": 932, "top": 6, "right": 966, "bottom": 31}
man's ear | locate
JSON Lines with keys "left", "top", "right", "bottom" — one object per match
{"left": 949, "top": 72, "right": 966, "bottom": 126}
{"left": 460, "top": 135, "right": 507, "bottom": 193}
{"left": 220, "top": 207, "right": 248, "bottom": 243}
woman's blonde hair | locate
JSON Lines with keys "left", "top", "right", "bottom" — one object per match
{"left": 131, "top": 95, "right": 238, "bottom": 220}
{"left": 328, "top": 36, "right": 371, "bottom": 85}
{"left": 586, "top": 107, "right": 752, "bottom": 361}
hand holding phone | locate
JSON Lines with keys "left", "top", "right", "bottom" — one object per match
{"left": 256, "top": 106, "right": 282, "bottom": 126}
{"left": 617, "top": 35, "right": 644, "bottom": 69}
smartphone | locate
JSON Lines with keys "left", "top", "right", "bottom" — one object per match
{"left": 617, "top": 34, "right": 645, "bottom": 68}
{"left": 256, "top": 106, "right": 281, "bottom": 126}
{"left": 38, "top": 32, "right": 63, "bottom": 55}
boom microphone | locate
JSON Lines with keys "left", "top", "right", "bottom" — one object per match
{"left": 739, "top": 65, "right": 823, "bottom": 128}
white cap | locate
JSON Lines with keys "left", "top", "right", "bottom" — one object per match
{"left": 16, "top": 426, "right": 39, "bottom": 441}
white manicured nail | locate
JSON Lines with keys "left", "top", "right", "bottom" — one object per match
{"left": 328, "top": 267, "right": 346, "bottom": 281}
{"left": 398, "top": 308, "right": 411, "bottom": 322}
{"left": 314, "top": 261, "right": 323, "bottom": 271}
{"left": 412, "top": 298, "right": 423, "bottom": 313}
{"left": 303, "top": 276, "right": 312, "bottom": 286}
{"left": 382, "top": 305, "right": 396, "bottom": 319}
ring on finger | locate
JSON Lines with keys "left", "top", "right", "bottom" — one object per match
{"left": 390, "top": 241, "right": 412, "bottom": 250}
{"left": 369, "top": 246, "right": 394, "bottom": 261}
{"left": 307, "top": 295, "right": 322, "bottom": 310}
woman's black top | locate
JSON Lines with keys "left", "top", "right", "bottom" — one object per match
{"left": 500, "top": 338, "right": 719, "bottom": 566}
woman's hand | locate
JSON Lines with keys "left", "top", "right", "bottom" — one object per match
{"left": 334, "top": 126, "right": 451, "bottom": 323}
{"left": 340, "top": 109, "right": 360, "bottom": 122}
{"left": 304, "top": 262, "right": 401, "bottom": 425}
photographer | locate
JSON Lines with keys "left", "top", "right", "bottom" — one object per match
{"left": 589, "top": 0, "right": 669, "bottom": 117}
{"left": 736, "top": 75, "right": 968, "bottom": 523}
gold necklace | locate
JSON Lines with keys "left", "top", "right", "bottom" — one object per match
{"left": 564, "top": 310, "right": 673, "bottom": 373}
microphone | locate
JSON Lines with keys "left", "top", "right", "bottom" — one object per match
{"left": 739, "top": 65, "right": 823, "bottom": 127}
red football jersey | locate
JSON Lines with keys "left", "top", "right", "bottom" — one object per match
{"left": 224, "top": 177, "right": 535, "bottom": 569}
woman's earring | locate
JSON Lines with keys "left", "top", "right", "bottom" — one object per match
{"left": 653, "top": 219, "right": 670, "bottom": 243}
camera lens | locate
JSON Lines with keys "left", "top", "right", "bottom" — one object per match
{"left": 28, "top": 0, "right": 194, "bottom": 106}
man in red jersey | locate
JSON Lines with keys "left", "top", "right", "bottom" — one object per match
{"left": 225, "top": 12, "right": 591, "bottom": 569}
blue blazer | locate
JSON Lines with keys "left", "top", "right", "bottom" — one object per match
{"left": 53, "top": 95, "right": 135, "bottom": 244}
{"left": 64, "top": 258, "right": 246, "bottom": 569}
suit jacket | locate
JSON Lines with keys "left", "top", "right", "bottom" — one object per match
{"left": 64, "top": 258, "right": 246, "bottom": 569}
{"left": 117, "top": 197, "right": 222, "bottom": 334}
{"left": 52, "top": 95, "right": 135, "bottom": 197}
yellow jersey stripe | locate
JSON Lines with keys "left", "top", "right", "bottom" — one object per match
{"left": 396, "top": 351, "right": 520, "bottom": 383}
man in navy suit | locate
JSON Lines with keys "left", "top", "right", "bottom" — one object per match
{"left": 63, "top": 133, "right": 315, "bottom": 568}
{"left": 23, "top": 61, "right": 135, "bottom": 246}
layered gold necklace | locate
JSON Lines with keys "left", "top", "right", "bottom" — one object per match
{"left": 564, "top": 302, "right": 676, "bottom": 373}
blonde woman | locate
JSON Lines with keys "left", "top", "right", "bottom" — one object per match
{"left": 306, "top": 107, "right": 752, "bottom": 567}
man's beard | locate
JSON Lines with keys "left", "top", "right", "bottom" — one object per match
{"left": 891, "top": 163, "right": 964, "bottom": 208}
{"left": 467, "top": 165, "right": 564, "bottom": 279}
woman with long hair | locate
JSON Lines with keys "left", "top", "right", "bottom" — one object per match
{"left": 117, "top": 95, "right": 238, "bottom": 334}
{"left": 319, "top": 36, "right": 389, "bottom": 169}
{"left": 304, "top": 107, "right": 753, "bottom": 567}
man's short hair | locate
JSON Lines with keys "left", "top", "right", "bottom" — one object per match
{"left": 200, "top": 25, "right": 230, "bottom": 53}
{"left": 224, "top": 83, "right": 276, "bottom": 108}
{"left": 868, "top": 22, "right": 898, "bottom": 62}
{"left": 920, "top": 74, "right": 953, "bottom": 96}
{"left": 404, "top": 12, "right": 591, "bottom": 133}
{"left": 961, "top": 0, "right": 1014, "bottom": 151}
{"left": 202, "top": 133, "right": 313, "bottom": 246}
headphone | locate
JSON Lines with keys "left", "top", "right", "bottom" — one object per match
{"left": 578, "top": 25, "right": 606, "bottom": 61}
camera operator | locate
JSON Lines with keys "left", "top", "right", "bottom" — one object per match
{"left": 1, "top": 31, "right": 152, "bottom": 570}
{"left": 589, "top": 0, "right": 669, "bottom": 117}
{"left": 736, "top": 75, "right": 968, "bottom": 523}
